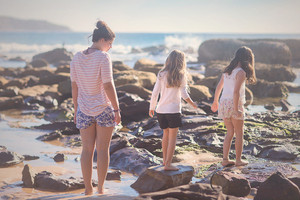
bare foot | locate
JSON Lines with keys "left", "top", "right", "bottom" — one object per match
{"left": 235, "top": 160, "right": 248, "bottom": 166}
{"left": 96, "top": 188, "right": 108, "bottom": 195}
{"left": 164, "top": 164, "right": 179, "bottom": 171}
{"left": 84, "top": 187, "right": 94, "bottom": 195}
{"left": 221, "top": 159, "right": 235, "bottom": 167}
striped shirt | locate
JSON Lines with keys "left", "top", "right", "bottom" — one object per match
{"left": 70, "top": 50, "right": 113, "bottom": 116}
{"left": 150, "top": 71, "right": 190, "bottom": 113}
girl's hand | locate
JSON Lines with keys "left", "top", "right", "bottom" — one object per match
{"left": 149, "top": 110, "right": 155, "bottom": 118}
{"left": 114, "top": 111, "right": 121, "bottom": 124}
{"left": 211, "top": 102, "right": 218, "bottom": 112}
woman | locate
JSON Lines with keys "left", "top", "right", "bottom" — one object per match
{"left": 70, "top": 20, "right": 121, "bottom": 195}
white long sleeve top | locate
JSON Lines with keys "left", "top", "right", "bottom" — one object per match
{"left": 149, "top": 71, "right": 190, "bottom": 113}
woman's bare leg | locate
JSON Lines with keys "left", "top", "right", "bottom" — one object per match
{"left": 95, "top": 125, "right": 114, "bottom": 194}
{"left": 164, "top": 127, "right": 179, "bottom": 171}
{"left": 222, "top": 118, "right": 235, "bottom": 166}
{"left": 232, "top": 118, "right": 248, "bottom": 166}
{"left": 162, "top": 128, "right": 169, "bottom": 165}
{"left": 80, "top": 123, "right": 96, "bottom": 195}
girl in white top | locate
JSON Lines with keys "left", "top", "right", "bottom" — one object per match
{"left": 211, "top": 46, "right": 256, "bottom": 167}
{"left": 71, "top": 20, "right": 120, "bottom": 195}
{"left": 149, "top": 50, "right": 197, "bottom": 171}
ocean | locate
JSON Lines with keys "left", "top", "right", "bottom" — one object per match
{"left": 0, "top": 32, "right": 299, "bottom": 111}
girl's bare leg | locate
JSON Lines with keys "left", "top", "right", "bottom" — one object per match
{"left": 80, "top": 123, "right": 96, "bottom": 195}
{"left": 164, "top": 127, "right": 179, "bottom": 171}
{"left": 162, "top": 128, "right": 169, "bottom": 165}
{"left": 95, "top": 125, "right": 114, "bottom": 194}
{"left": 232, "top": 118, "right": 248, "bottom": 166}
{"left": 222, "top": 118, "right": 236, "bottom": 166}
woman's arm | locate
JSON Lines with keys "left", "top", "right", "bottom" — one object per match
{"left": 233, "top": 70, "right": 246, "bottom": 115}
{"left": 103, "top": 81, "right": 121, "bottom": 124}
{"left": 71, "top": 81, "right": 78, "bottom": 124}
{"left": 211, "top": 75, "right": 224, "bottom": 112}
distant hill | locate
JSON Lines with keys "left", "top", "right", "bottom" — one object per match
{"left": 0, "top": 16, "right": 72, "bottom": 32}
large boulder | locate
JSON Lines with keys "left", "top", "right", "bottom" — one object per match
{"left": 255, "top": 63, "right": 296, "bottom": 82}
{"left": 195, "top": 76, "right": 219, "bottom": 90}
{"left": 134, "top": 58, "right": 163, "bottom": 74}
{"left": 4, "top": 76, "right": 39, "bottom": 89}
{"left": 254, "top": 171, "right": 300, "bottom": 200}
{"left": 211, "top": 171, "right": 251, "bottom": 197}
{"left": 131, "top": 164, "right": 194, "bottom": 193}
{"left": 189, "top": 85, "right": 212, "bottom": 100}
{"left": 39, "top": 73, "right": 70, "bottom": 85}
{"left": 22, "top": 164, "right": 35, "bottom": 188}
{"left": 110, "top": 147, "right": 161, "bottom": 175}
{"left": 117, "top": 84, "right": 152, "bottom": 100}
{"left": 198, "top": 39, "right": 292, "bottom": 65}
{"left": 136, "top": 183, "right": 239, "bottom": 200}
{"left": 247, "top": 79, "right": 289, "bottom": 98}
{"left": 32, "top": 48, "right": 73, "bottom": 66}
{"left": 0, "top": 76, "right": 8, "bottom": 89}
{"left": 0, "top": 150, "right": 24, "bottom": 167}
{"left": 112, "top": 61, "right": 133, "bottom": 71}
{"left": 58, "top": 79, "right": 71, "bottom": 98}
{"left": 18, "top": 85, "right": 51, "bottom": 98}
{"left": 258, "top": 144, "right": 298, "bottom": 160}
{"left": 29, "top": 59, "right": 49, "bottom": 68}
{"left": 18, "top": 67, "right": 55, "bottom": 79}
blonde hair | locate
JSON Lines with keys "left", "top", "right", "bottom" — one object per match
{"left": 160, "top": 50, "right": 187, "bottom": 88}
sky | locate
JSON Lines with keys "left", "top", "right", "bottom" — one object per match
{"left": 0, "top": 0, "right": 300, "bottom": 33}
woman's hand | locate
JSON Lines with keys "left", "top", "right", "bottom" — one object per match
{"left": 211, "top": 101, "right": 218, "bottom": 112}
{"left": 149, "top": 110, "right": 155, "bottom": 118}
{"left": 114, "top": 111, "right": 121, "bottom": 124}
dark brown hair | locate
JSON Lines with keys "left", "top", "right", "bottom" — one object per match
{"left": 92, "top": 20, "right": 115, "bottom": 42}
{"left": 223, "top": 46, "right": 256, "bottom": 84}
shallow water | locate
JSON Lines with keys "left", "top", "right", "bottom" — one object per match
{"left": 0, "top": 111, "right": 138, "bottom": 198}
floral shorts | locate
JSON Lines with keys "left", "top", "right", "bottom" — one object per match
{"left": 76, "top": 106, "right": 116, "bottom": 129}
{"left": 218, "top": 99, "right": 245, "bottom": 120}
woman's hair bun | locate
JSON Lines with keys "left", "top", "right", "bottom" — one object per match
{"left": 96, "top": 20, "right": 106, "bottom": 29}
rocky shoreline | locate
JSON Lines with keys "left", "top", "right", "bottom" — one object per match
{"left": 1, "top": 39, "right": 300, "bottom": 199}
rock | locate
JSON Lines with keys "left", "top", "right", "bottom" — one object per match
{"left": 106, "top": 170, "right": 122, "bottom": 181}
{"left": 109, "top": 136, "right": 130, "bottom": 155}
{"left": 39, "top": 73, "right": 70, "bottom": 85}
{"left": 190, "top": 73, "right": 205, "bottom": 83}
{"left": 211, "top": 171, "right": 251, "bottom": 197}
{"left": 53, "top": 153, "right": 65, "bottom": 162}
{"left": 280, "top": 99, "right": 294, "bottom": 112}
{"left": 136, "top": 183, "right": 239, "bottom": 200}
{"left": 113, "top": 61, "right": 133, "bottom": 71}
{"left": 258, "top": 145, "right": 298, "bottom": 160}
{"left": 0, "top": 76, "right": 8, "bottom": 89}
{"left": 0, "top": 150, "right": 24, "bottom": 167}
{"left": 247, "top": 79, "right": 289, "bottom": 98}
{"left": 117, "top": 83, "right": 152, "bottom": 100}
{"left": 110, "top": 147, "right": 161, "bottom": 175}
{"left": 55, "top": 65, "right": 70, "bottom": 73}
{"left": 254, "top": 171, "right": 300, "bottom": 200}
{"left": 58, "top": 79, "right": 71, "bottom": 98}
{"left": 22, "top": 164, "right": 35, "bottom": 188}
{"left": 23, "top": 155, "right": 39, "bottom": 161}
{"left": 198, "top": 39, "right": 292, "bottom": 65}
{"left": 32, "top": 48, "right": 73, "bottom": 66}
{"left": 264, "top": 104, "right": 276, "bottom": 110}
{"left": 36, "top": 130, "right": 62, "bottom": 141}
{"left": 181, "top": 102, "right": 206, "bottom": 115}
{"left": 120, "top": 100, "right": 150, "bottom": 122}
{"left": 18, "top": 67, "right": 55, "bottom": 79}
{"left": 196, "top": 76, "right": 219, "bottom": 90}
{"left": 134, "top": 58, "right": 158, "bottom": 71}
{"left": 18, "top": 85, "right": 51, "bottom": 98}
{"left": 134, "top": 138, "right": 161, "bottom": 153}
{"left": 255, "top": 63, "right": 296, "bottom": 82}
{"left": 288, "top": 173, "right": 300, "bottom": 189}
{"left": 29, "top": 59, "right": 49, "bottom": 68}
{"left": 197, "top": 132, "right": 222, "bottom": 148}
{"left": 34, "top": 171, "right": 93, "bottom": 191}
{"left": 205, "top": 61, "right": 227, "bottom": 77}
{"left": 0, "top": 87, "right": 19, "bottom": 97}
{"left": 142, "top": 124, "right": 163, "bottom": 139}
{"left": 4, "top": 76, "right": 34, "bottom": 89}
{"left": 131, "top": 164, "right": 194, "bottom": 194}
{"left": 189, "top": 85, "right": 212, "bottom": 100}
{"left": 282, "top": 81, "right": 300, "bottom": 93}
{"left": 0, "top": 96, "right": 24, "bottom": 111}
{"left": 25, "top": 95, "right": 58, "bottom": 108}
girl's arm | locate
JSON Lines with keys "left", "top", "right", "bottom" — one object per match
{"left": 233, "top": 70, "right": 246, "bottom": 115}
{"left": 103, "top": 81, "right": 121, "bottom": 124}
{"left": 149, "top": 77, "right": 161, "bottom": 117}
{"left": 71, "top": 81, "right": 78, "bottom": 124}
{"left": 181, "top": 76, "right": 197, "bottom": 109}
{"left": 211, "top": 75, "right": 224, "bottom": 112}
